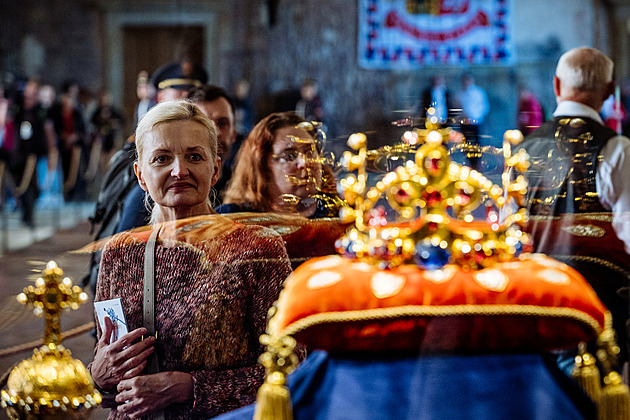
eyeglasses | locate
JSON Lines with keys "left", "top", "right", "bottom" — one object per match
{"left": 272, "top": 136, "right": 321, "bottom": 165}
{"left": 272, "top": 148, "right": 320, "bottom": 164}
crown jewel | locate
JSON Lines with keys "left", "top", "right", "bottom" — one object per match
{"left": 336, "top": 115, "right": 531, "bottom": 271}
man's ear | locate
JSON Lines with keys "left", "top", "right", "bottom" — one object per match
{"left": 134, "top": 162, "right": 148, "bottom": 191}
{"left": 553, "top": 76, "right": 561, "bottom": 97}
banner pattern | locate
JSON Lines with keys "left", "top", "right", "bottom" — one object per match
{"left": 359, "top": 0, "right": 514, "bottom": 68}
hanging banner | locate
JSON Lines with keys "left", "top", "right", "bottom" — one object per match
{"left": 358, "top": 0, "right": 514, "bottom": 68}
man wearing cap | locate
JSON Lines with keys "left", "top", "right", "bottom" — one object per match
{"left": 152, "top": 58, "right": 208, "bottom": 102}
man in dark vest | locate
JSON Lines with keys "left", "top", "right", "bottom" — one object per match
{"left": 516, "top": 46, "right": 630, "bottom": 369}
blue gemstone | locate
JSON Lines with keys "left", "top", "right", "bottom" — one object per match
{"left": 513, "top": 240, "right": 523, "bottom": 256}
{"left": 413, "top": 242, "right": 450, "bottom": 270}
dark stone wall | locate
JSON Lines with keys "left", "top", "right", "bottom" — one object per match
{"left": 0, "top": 0, "right": 619, "bottom": 150}
{"left": 1, "top": 0, "right": 102, "bottom": 93}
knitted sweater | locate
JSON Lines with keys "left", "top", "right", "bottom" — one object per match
{"left": 93, "top": 215, "right": 292, "bottom": 419}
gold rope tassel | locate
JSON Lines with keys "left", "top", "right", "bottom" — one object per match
{"left": 571, "top": 342, "right": 600, "bottom": 402}
{"left": 595, "top": 312, "right": 630, "bottom": 420}
{"left": 598, "top": 372, "right": 630, "bottom": 420}
{"left": 253, "top": 372, "right": 292, "bottom": 420}
{"left": 253, "top": 307, "right": 299, "bottom": 420}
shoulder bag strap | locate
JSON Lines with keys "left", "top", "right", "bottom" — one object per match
{"left": 143, "top": 226, "right": 165, "bottom": 420}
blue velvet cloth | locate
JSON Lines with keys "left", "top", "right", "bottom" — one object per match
{"left": 214, "top": 351, "right": 594, "bottom": 420}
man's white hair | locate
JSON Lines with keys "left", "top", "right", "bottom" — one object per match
{"left": 555, "top": 46, "right": 613, "bottom": 92}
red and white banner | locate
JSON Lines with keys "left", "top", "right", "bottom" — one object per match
{"left": 358, "top": 0, "right": 514, "bottom": 68}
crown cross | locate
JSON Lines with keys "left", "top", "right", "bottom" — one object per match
{"left": 17, "top": 261, "right": 89, "bottom": 345}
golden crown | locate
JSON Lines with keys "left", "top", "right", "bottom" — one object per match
{"left": 335, "top": 112, "right": 531, "bottom": 270}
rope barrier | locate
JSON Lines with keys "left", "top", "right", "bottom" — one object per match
{"left": 0, "top": 160, "right": 5, "bottom": 195}
{"left": 13, "top": 153, "right": 36, "bottom": 197}
{"left": 0, "top": 321, "right": 95, "bottom": 358}
{"left": 84, "top": 136, "right": 103, "bottom": 183}
{"left": 63, "top": 146, "right": 82, "bottom": 193}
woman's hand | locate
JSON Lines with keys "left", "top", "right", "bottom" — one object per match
{"left": 91, "top": 317, "right": 156, "bottom": 391}
{"left": 115, "top": 371, "right": 194, "bottom": 418}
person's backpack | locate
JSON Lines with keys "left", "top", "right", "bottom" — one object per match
{"left": 82, "top": 141, "right": 138, "bottom": 294}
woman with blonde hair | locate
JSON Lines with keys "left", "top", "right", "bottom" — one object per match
{"left": 89, "top": 100, "right": 292, "bottom": 419}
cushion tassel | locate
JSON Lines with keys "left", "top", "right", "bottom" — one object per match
{"left": 253, "top": 372, "right": 293, "bottom": 420}
{"left": 595, "top": 313, "right": 630, "bottom": 420}
{"left": 598, "top": 371, "right": 630, "bottom": 420}
{"left": 253, "top": 311, "right": 299, "bottom": 420}
{"left": 571, "top": 342, "right": 601, "bottom": 402}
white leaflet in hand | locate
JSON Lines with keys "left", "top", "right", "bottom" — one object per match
{"left": 94, "top": 298, "right": 128, "bottom": 342}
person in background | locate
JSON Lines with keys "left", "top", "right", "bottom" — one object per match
{"left": 457, "top": 73, "right": 489, "bottom": 145}
{"left": 600, "top": 92, "right": 627, "bottom": 134}
{"left": 295, "top": 78, "right": 324, "bottom": 123}
{"left": 52, "top": 84, "right": 88, "bottom": 201}
{"left": 421, "top": 75, "right": 453, "bottom": 124}
{"left": 91, "top": 90, "right": 124, "bottom": 166}
{"left": 36, "top": 83, "right": 63, "bottom": 208}
{"left": 516, "top": 83, "right": 544, "bottom": 136}
{"left": 89, "top": 100, "right": 292, "bottom": 419}
{"left": 0, "top": 84, "right": 15, "bottom": 207}
{"left": 218, "top": 112, "right": 335, "bottom": 217}
{"left": 233, "top": 79, "right": 255, "bottom": 138}
{"left": 187, "top": 84, "right": 237, "bottom": 204}
{"left": 12, "top": 78, "right": 58, "bottom": 226}
{"left": 133, "top": 70, "right": 156, "bottom": 129}
{"left": 515, "top": 46, "right": 630, "bottom": 370}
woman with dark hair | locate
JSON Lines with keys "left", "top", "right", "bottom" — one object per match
{"left": 218, "top": 111, "right": 337, "bottom": 215}
{"left": 89, "top": 100, "right": 292, "bottom": 419}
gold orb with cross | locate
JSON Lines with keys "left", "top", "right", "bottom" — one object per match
{"left": 1, "top": 261, "right": 102, "bottom": 419}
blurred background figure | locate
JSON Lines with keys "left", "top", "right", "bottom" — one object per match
{"left": 295, "top": 78, "right": 324, "bottom": 122}
{"left": 600, "top": 90, "right": 627, "bottom": 135}
{"left": 34, "top": 83, "right": 63, "bottom": 208}
{"left": 457, "top": 73, "right": 489, "bottom": 146}
{"left": 233, "top": 79, "right": 255, "bottom": 139}
{"left": 90, "top": 89, "right": 124, "bottom": 171}
{"left": 52, "top": 84, "right": 88, "bottom": 201}
{"left": 0, "top": 84, "right": 15, "bottom": 210}
{"left": 420, "top": 75, "right": 453, "bottom": 123}
{"left": 187, "top": 84, "right": 237, "bottom": 204}
{"left": 517, "top": 83, "right": 544, "bottom": 136}
{"left": 12, "top": 78, "right": 58, "bottom": 226}
{"left": 132, "top": 70, "right": 156, "bottom": 129}
{"left": 151, "top": 56, "right": 208, "bottom": 102}
{"left": 38, "top": 84, "right": 56, "bottom": 111}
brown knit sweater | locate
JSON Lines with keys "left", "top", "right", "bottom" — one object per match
{"left": 93, "top": 216, "right": 292, "bottom": 419}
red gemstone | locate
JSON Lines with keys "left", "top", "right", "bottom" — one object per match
{"left": 427, "top": 157, "right": 441, "bottom": 174}
{"left": 395, "top": 187, "right": 410, "bottom": 204}
{"left": 424, "top": 190, "right": 442, "bottom": 207}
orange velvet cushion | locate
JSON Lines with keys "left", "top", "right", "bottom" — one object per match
{"left": 269, "top": 253, "right": 608, "bottom": 353}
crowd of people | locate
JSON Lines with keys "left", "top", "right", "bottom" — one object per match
{"left": 2, "top": 45, "right": 630, "bottom": 419}
{"left": 0, "top": 77, "right": 125, "bottom": 227}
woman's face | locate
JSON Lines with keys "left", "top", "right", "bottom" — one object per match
{"left": 267, "top": 126, "right": 322, "bottom": 205}
{"left": 134, "top": 120, "right": 220, "bottom": 217}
